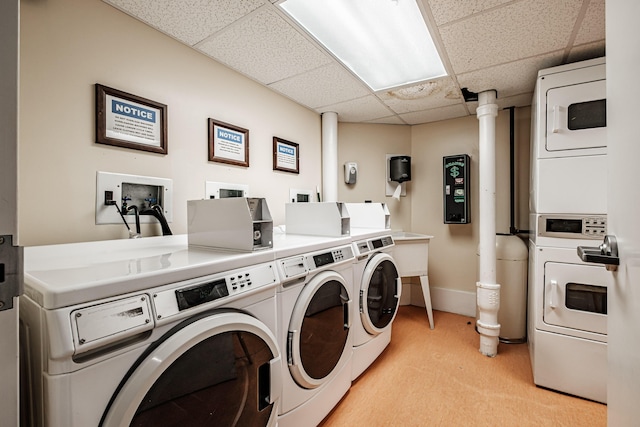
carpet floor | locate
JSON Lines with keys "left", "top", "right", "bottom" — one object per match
{"left": 320, "top": 305, "right": 606, "bottom": 426}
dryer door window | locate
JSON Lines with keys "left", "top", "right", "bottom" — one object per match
{"left": 360, "top": 253, "right": 400, "bottom": 335}
{"left": 101, "top": 312, "right": 281, "bottom": 427}
{"left": 545, "top": 79, "right": 606, "bottom": 155}
{"left": 287, "top": 270, "right": 351, "bottom": 389}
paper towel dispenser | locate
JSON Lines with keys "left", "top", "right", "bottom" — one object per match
{"left": 389, "top": 156, "right": 411, "bottom": 183}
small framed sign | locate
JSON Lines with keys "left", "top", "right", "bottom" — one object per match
{"left": 95, "top": 84, "right": 168, "bottom": 154}
{"left": 208, "top": 119, "right": 250, "bottom": 167}
{"left": 273, "top": 137, "right": 299, "bottom": 174}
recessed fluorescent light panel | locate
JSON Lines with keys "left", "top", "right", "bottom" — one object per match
{"left": 278, "top": 0, "right": 447, "bottom": 91}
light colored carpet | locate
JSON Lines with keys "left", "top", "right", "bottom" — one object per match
{"left": 320, "top": 306, "right": 606, "bottom": 426}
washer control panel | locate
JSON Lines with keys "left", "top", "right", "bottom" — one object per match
{"left": 307, "top": 244, "right": 354, "bottom": 270}
{"left": 353, "top": 235, "right": 394, "bottom": 257}
{"left": 539, "top": 214, "right": 607, "bottom": 239}
{"left": 153, "top": 262, "right": 277, "bottom": 320}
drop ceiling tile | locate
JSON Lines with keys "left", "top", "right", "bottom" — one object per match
{"left": 567, "top": 41, "right": 606, "bottom": 63}
{"left": 378, "top": 78, "right": 462, "bottom": 114}
{"left": 574, "top": 0, "right": 605, "bottom": 45}
{"left": 426, "top": 0, "right": 514, "bottom": 26}
{"left": 269, "top": 64, "right": 369, "bottom": 109}
{"left": 103, "top": 0, "right": 265, "bottom": 46}
{"left": 196, "top": 7, "right": 332, "bottom": 84}
{"left": 456, "top": 53, "right": 563, "bottom": 98}
{"left": 366, "top": 115, "right": 407, "bottom": 125}
{"left": 317, "top": 96, "right": 395, "bottom": 123}
{"left": 399, "top": 104, "right": 468, "bottom": 125}
{"left": 439, "top": 0, "right": 583, "bottom": 74}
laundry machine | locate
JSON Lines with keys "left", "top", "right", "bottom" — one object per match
{"left": 528, "top": 241, "right": 610, "bottom": 403}
{"left": 528, "top": 57, "right": 609, "bottom": 403}
{"left": 529, "top": 57, "right": 606, "bottom": 217}
{"left": 275, "top": 240, "right": 355, "bottom": 427}
{"left": 350, "top": 228, "right": 400, "bottom": 380}
{"left": 20, "top": 235, "right": 283, "bottom": 427}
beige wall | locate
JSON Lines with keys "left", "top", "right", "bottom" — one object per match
{"left": 19, "top": 0, "right": 322, "bottom": 246}
{"left": 411, "top": 108, "right": 530, "bottom": 296}
{"left": 337, "top": 123, "right": 412, "bottom": 230}
{"left": 338, "top": 108, "right": 530, "bottom": 302}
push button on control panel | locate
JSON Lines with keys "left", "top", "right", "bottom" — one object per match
{"left": 229, "top": 273, "right": 253, "bottom": 293}
{"left": 584, "top": 216, "right": 607, "bottom": 236}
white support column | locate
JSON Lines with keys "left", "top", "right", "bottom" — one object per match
{"left": 475, "top": 90, "right": 501, "bottom": 357}
{"left": 321, "top": 112, "right": 338, "bottom": 202}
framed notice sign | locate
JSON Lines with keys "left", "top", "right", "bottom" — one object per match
{"left": 273, "top": 137, "right": 299, "bottom": 174}
{"left": 208, "top": 119, "right": 249, "bottom": 167}
{"left": 95, "top": 84, "right": 168, "bottom": 154}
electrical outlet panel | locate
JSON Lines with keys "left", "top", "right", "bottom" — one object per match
{"left": 205, "top": 181, "right": 249, "bottom": 199}
{"left": 289, "top": 188, "right": 314, "bottom": 203}
{"left": 96, "top": 171, "right": 173, "bottom": 225}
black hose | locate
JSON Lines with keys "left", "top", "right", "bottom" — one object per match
{"left": 140, "top": 204, "right": 173, "bottom": 236}
{"left": 125, "top": 205, "right": 141, "bottom": 235}
{"left": 113, "top": 203, "right": 131, "bottom": 232}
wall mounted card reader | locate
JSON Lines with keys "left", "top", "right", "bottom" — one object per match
{"left": 443, "top": 154, "right": 470, "bottom": 224}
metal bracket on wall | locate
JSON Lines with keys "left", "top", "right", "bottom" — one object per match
{"left": 0, "top": 235, "right": 23, "bottom": 311}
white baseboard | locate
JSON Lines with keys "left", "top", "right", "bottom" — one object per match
{"left": 430, "top": 286, "right": 476, "bottom": 318}
{"left": 400, "top": 283, "right": 476, "bottom": 318}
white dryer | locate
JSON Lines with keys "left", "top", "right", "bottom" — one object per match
{"left": 528, "top": 242, "right": 610, "bottom": 403}
{"left": 350, "top": 229, "right": 400, "bottom": 380}
{"left": 20, "top": 235, "right": 283, "bottom": 427}
{"left": 275, "top": 240, "right": 354, "bottom": 427}
{"left": 529, "top": 57, "right": 606, "bottom": 216}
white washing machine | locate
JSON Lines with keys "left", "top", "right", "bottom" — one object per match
{"left": 275, "top": 240, "right": 354, "bottom": 427}
{"left": 528, "top": 242, "right": 610, "bottom": 403}
{"left": 350, "top": 229, "right": 400, "bottom": 380}
{"left": 20, "top": 235, "right": 283, "bottom": 427}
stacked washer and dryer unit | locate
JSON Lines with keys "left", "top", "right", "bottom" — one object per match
{"left": 528, "top": 57, "right": 610, "bottom": 403}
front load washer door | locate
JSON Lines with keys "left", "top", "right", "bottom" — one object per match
{"left": 288, "top": 270, "right": 351, "bottom": 389}
{"left": 360, "top": 253, "right": 400, "bottom": 336}
{"left": 100, "top": 311, "right": 282, "bottom": 427}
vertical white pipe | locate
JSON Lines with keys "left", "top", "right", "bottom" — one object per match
{"left": 322, "top": 112, "right": 339, "bottom": 202}
{"left": 476, "top": 90, "right": 501, "bottom": 357}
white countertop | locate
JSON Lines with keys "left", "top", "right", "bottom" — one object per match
{"left": 24, "top": 235, "right": 275, "bottom": 309}
{"left": 392, "top": 231, "right": 434, "bottom": 241}
{"left": 24, "top": 232, "right": 355, "bottom": 310}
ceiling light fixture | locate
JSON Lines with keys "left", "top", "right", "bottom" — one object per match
{"left": 278, "top": 0, "right": 447, "bottom": 92}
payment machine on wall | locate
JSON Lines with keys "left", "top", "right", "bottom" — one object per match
{"left": 443, "top": 154, "right": 470, "bottom": 224}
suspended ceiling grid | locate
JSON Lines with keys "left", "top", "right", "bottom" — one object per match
{"left": 102, "top": 0, "right": 605, "bottom": 125}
